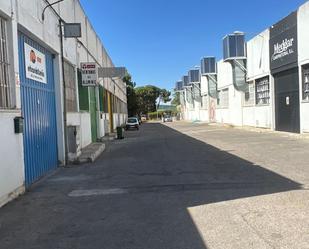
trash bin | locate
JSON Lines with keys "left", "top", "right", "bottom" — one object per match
{"left": 116, "top": 126, "right": 124, "bottom": 139}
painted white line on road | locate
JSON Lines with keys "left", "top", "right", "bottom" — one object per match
{"left": 68, "top": 188, "right": 128, "bottom": 197}
{"left": 183, "top": 129, "right": 227, "bottom": 134}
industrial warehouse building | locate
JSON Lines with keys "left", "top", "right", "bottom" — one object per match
{"left": 0, "top": 0, "right": 127, "bottom": 207}
{"left": 178, "top": 1, "right": 309, "bottom": 134}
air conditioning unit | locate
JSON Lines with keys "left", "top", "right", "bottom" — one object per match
{"left": 223, "top": 32, "right": 246, "bottom": 61}
{"left": 201, "top": 57, "right": 217, "bottom": 75}
{"left": 188, "top": 69, "right": 200, "bottom": 84}
{"left": 175, "top": 80, "right": 183, "bottom": 91}
{"left": 182, "top": 75, "right": 189, "bottom": 86}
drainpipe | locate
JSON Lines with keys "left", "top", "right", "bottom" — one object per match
{"left": 59, "top": 19, "right": 68, "bottom": 165}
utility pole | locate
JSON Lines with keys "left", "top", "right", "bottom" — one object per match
{"left": 42, "top": 0, "right": 68, "bottom": 165}
{"left": 156, "top": 95, "right": 162, "bottom": 120}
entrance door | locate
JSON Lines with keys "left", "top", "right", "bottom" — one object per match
{"left": 274, "top": 67, "right": 300, "bottom": 133}
{"left": 19, "top": 32, "right": 58, "bottom": 186}
{"left": 89, "top": 87, "right": 97, "bottom": 142}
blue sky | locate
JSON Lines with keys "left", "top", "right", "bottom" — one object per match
{"left": 80, "top": 0, "right": 307, "bottom": 91}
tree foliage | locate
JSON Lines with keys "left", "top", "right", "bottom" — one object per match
{"left": 171, "top": 91, "right": 180, "bottom": 106}
{"left": 135, "top": 85, "right": 171, "bottom": 114}
{"left": 123, "top": 74, "right": 138, "bottom": 116}
{"left": 123, "top": 75, "right": 171, "bottom": 116}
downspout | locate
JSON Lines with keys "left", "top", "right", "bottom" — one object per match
{"left": 59, "top": 19, "right": 68, "bottom": 165}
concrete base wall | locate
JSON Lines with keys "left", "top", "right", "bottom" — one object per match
{"left": 301, "top": 102, "right": 309, "bottom": 132}
{"left": 199, "top": 109, "right": 209, "bottom": 122}
{"left": 99, "top": 115, "right": 106, "bottom": 138}
{"left": 80, "top": 112, "right": 92, "bottom": 148}
{"left": 216, "top": 108, "right": 230, "bottom": 124}
{"left": 243, "top": 106, "right": 272, "bottom": 128}
{"left": 0, "top": 111, "right": 25, "bottom": 207}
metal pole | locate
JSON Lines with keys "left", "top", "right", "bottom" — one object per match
{"left": 59, "top": 19, "right": 68, "bottom": 165}
{"left": 42, "top": 1, "right": 68, "bottom": 165}
{"left": 156, "top": 95, "right": 161, "bottom": 120}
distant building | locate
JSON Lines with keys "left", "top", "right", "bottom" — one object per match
{"left": 177, "top": 1, "right": 309, "bottom": 133}
{"left": 157, "top": 104, "right": 177, "bottom": 112}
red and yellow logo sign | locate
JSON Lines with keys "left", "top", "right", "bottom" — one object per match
{"left": 30, "top": 49, "right": 42, "bottom": 64}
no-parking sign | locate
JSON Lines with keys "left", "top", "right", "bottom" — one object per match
{"left": 81, "top": 62, "right": 98, "bottom": 86}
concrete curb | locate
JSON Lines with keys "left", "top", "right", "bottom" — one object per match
{"left": 75, "top": 143, "right": 106, "bottom": 164}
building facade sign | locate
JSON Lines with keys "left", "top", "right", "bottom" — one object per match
{"left": 80, "top": 62, "right": 98, "bottom": 86}
{"left": 24, "top": 43, "right": 47, "bottom": 83}
{"left": 270, "top": 11, "right": 298, "bottom": 72}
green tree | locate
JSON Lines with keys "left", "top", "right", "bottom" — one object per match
{"left": 135, "top": 85, "right": 171, "bottom": 114}
{"left": 123, "top": 74, "right": 138, "bottom": 116}
{"left": 171, "top": 91, "right": 180, "bottom": 106}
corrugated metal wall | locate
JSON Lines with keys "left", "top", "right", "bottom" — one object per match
{"left": 18, "top": 32, "right": 58, "bottom": 186}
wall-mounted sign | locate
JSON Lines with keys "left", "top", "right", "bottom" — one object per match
{"left": 270, "top": 11, "right": 298, "bottom": 72}
{"left": 24, "top": 43, "right": 47, "bottom": 83}
{"left": 64, "top": 23, "right": 82, "bottom": 38}
{"left": 98, "top": 67, "right": 126, "bottom": 78}
{"left": 81, "top": 62, "right": 97, "bottom": 86}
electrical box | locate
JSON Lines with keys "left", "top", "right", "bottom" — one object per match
{"left": 14, "top": 117, "right": 24, "bottom": 134}
{"left": 201, "top": 57, "right": 217, "bottom": 75}
{"left": 223, "top": 32, "right": 246, "bottom": 61}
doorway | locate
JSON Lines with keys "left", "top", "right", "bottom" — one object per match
{"left": 274, "top": 67, "right": 300, "bottom": 133}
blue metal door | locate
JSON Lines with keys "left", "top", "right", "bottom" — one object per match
{"left": 18, "top": 32, "right": 58, "bottom": 186}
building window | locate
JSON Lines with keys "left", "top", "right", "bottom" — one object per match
{"left": 217, "top": 88, "right": 229, "bottom": 108}
{"left": 302, "top": 64, "right": 309, "bottom": 101}
{"left": 0, "top": 17, "right": 11, "bottom": 109}
{"left": 64, "top": 61, "right": 77, "bottom": 112}
{"left": 255, "top": 76, "right": 270, "bottom": 105}
{"left": 201, "top": 95, "right": 208, "bottom": 109}
{"left": 243, "top": 81, "right": 255, "bottom": 106}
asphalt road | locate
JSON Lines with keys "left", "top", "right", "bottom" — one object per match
{"left": 0, "top": 122, "right": 309, "bottom": 249}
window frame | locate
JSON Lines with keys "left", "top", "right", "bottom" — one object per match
{"left": 217, "top": 88, "right": 229, "bottom": 109}
{"left": 201, "top": 95, "right": 208, "bottom": 110}
{"left": 255, "top": 76, "right": 270, "bottom": 106}
{"left": 243, "top": 81, "right": 255, "bottom": 107}
{"left": 302, "top": 64, "right": 309, "bottom": 102}
{"left": 64, "top": 60, "right": 78, "bottom": 112}
{"left": 0, "top": 16, "right": 12, "bottom": 109}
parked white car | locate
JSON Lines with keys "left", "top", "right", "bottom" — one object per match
{"left": 163, "top": 115, "right": 173, "bottom": 122}
{"left": 125, "top": 117, "right": 140, "bottom": 130}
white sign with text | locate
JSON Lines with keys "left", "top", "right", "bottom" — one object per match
{"left": 81, "top": 62, "right": 98, "bottom": 86}
{"left": 24, "top": 43, "right": 47, "bottom": 84}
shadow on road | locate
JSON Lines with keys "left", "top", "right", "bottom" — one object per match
{"left": 0, "top": 123, "right": 303, "bottom": 249}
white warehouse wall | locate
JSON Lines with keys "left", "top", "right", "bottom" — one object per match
{"left": 216, "top": 60, "right": 243, "bottom": 126}
{"left": 0, "top": 112, "right": 25, "bottom": 207}
{"left": 0, "top": 1, "right": 25, "bottom": 207}
{"left": 244, "top": 29, "right": 272, "bottom": 129}
{"left": 298, "top": 2, "right": 309, "bottom": 133}
{"left": 247, "top": 29, "right": 270, "bottom": 80}
{"left": 80, "top": 112, "right": 92, "bottom": 148}
{"left": 200, "top": 75, "right": 209, "bottom": 96}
